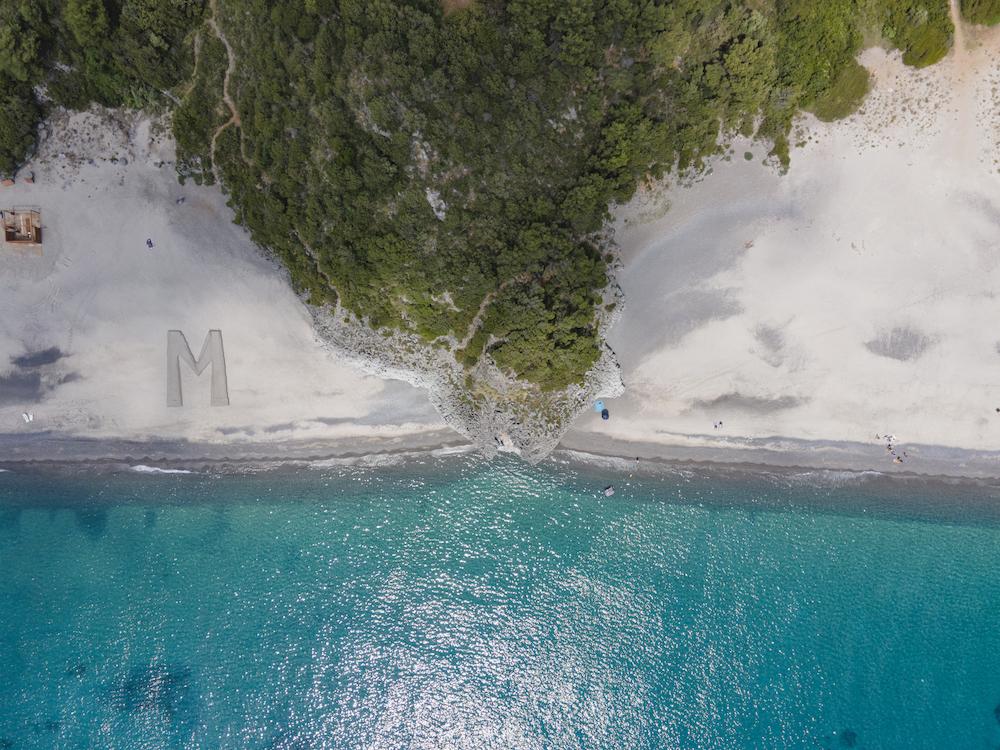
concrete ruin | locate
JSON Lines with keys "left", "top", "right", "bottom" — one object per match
{"left": 2, "top": 208, "right": 42, "bottom": 252}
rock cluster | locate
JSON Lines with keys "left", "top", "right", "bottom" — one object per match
{"left": 311, "top": 280, "right": 625, "bottom": 463}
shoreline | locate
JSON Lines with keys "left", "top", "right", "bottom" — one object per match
{"left": 559, "top": 429, "right": 1000, "bottom": 481}
{"left": 8, "top": 433, "right": 1000, "bottom": 530}
{"left": 577, "top": 36, "right": 1000, "bottom": 465}
{"left": 0, "top": 108, "right": 452, "bottom": 454}
{"left": 0, "top": 429, "right": 470, "bottom": 472}
{"left": 6, "top": 31, "right": 1000, "bottom": 472}
{"left": 3, "top": 430, "right": 1000, "bottom": 488}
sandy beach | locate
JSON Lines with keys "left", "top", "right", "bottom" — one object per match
{"left": 567, "top": 20, "right": 1000, "bottom": 477}
{"left": 0, "top": 111, "right": 455, "bottom": 462}
{"left": 7, "top": 17, "right": 1000, "bottom": 479}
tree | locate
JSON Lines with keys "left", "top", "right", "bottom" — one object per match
{"left": 0, "top": 75, "right": 39, "bottom": 174}
{"left": 962, "top": 0, "right": 1000, "bottom": 23}
{"left": 0, "top": 1, "right": 44, "bottom": 82}
{"left": 64, "top": 0, "right": 110, "bottom": 47}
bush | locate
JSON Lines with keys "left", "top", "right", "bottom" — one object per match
{"left": 173, "top": 28, "right": 228, "bottom": 185}
{"left": 962, "top": 0, "right": 1000, "bottom": 24}
{"left": 880, "top": 0, "right": 953, "bottom": 68}
{"left": 900, "top": 22, "right": 951, "bottom": 66}
{"left": 0, "top": 75, "right": 39, "bottom": 174}
{"left": 810, "top": 58, "right": 871, "bottom": 121}
{"left": 0, "top": 0, "right": 961, "bottom": 389}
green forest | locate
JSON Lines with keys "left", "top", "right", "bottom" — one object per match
{"left": 0, "top": 0, "right": 989, "bottom": 390}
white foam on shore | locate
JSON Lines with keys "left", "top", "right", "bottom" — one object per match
{"left": 552, "top": 448, "right": 698, "bottom": 479}
{"left": 430, "top": 445, "right": 476, "bottom": 457}
{"left": 783, "top": 469, "right": 885, "bottom": 488}
{"left": 554, "top": 449, "right": 638, "bottom": 470}
{"left": 130, "top": 465, "right": 194, "bottom": 475}
{"left": 554, "top": 447, "right": 898, "bottom": 487}
{"left": 306, "top": 453, "right": 412, "bottom": 469}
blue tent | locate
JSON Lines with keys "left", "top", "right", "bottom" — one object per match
{"left": 593, "top": 400, "right": 605, "bottom": 413}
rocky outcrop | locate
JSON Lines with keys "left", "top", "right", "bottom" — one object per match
{"left": 311, "top": 280, "right": 625, "bottom": 463}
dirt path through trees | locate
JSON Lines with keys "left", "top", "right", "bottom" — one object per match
{"left": 456, "top": 273, "right": 534, "bottom": 352}
{"left": 208, "top": 0, "right": 241, "bottom": 182}
{"left": 950, "top": 0, "right": 967, "bottom": 56}
{"left": 946, "top": 0, "right": 979, "bottom": 164}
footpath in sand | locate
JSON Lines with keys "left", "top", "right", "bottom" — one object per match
{"left": 565, "top": 20, "right": 1000, "bottom": 478}
{"left": 0, "top": 111, "right": 456, "bottom": 463}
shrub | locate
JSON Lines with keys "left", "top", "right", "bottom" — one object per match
{"left": 810, "top": 59, "right": 871, "bottom": 121}
{"left": 0, "top": 75, "right": 39, "bottom": 174}
{"left": 961, "top": 0, "right": 1000, "bottom": 24}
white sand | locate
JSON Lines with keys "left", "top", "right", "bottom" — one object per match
{"left": 8, "top": 24, "right": 1000, "bottom": 476}
{"left": 0, "top": 110, "right": 452, "bottom": 457}
{"left": 567, "top": 23, "right": 1000, "bottom": 474}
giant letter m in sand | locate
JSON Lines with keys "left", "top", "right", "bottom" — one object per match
{"left": 166, "top": 330, "right": 230, "bottom": 407}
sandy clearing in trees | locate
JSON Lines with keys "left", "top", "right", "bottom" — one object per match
{"left": 0, "top": 109, "right": 450, "bottom": 456}
{"left": 9, "top": 19, "right": 1000, "bottom": 477}
{"left": 566, "top": 24, "right": 1000, "bottom": 476}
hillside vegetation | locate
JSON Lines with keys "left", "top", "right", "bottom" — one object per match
{"left": 0, "top": 0, "right": 968, "bottom": 390}
{"left": 962, "top": 0, "right": 1000, "bottom": 24}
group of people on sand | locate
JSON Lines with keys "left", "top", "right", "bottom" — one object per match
{"left": 875, "top": 433, "right": 907, "bottom": 464}
{"left": 713, "top": 420, "right": 724, "bottom": 430}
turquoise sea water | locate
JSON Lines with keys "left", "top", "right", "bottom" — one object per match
{"left": 2, "top": 457, "right": 1000, "bottom": 749}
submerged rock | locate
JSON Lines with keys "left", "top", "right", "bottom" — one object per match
{"left": 268, "top": 732, "right": 316, "bottom": 750}
{"left": 74, "top": 508, "right": 108, "bottom": 540}
{"left": 115, "top": 663, "right": 196, "bottom": 726}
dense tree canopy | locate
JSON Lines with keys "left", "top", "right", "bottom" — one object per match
{"left": 0, "top": 76, "right": 37, "bottom": 173}
{"left": 962, "top": 0, "right": 1000, "bottom": 24}
{"left": 0, "top": 0, "right": 981, "bottom": 389}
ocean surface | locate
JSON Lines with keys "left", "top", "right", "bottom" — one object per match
{"left": 2, "top": 456, "right": 1000, "bottom": 750}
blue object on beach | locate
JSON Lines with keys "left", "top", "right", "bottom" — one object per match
{"left": 601, "top": 408, "right": 610, "bottom": 420}
{"left": 593, "top": 400, "right": 605, "bottom": 413}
